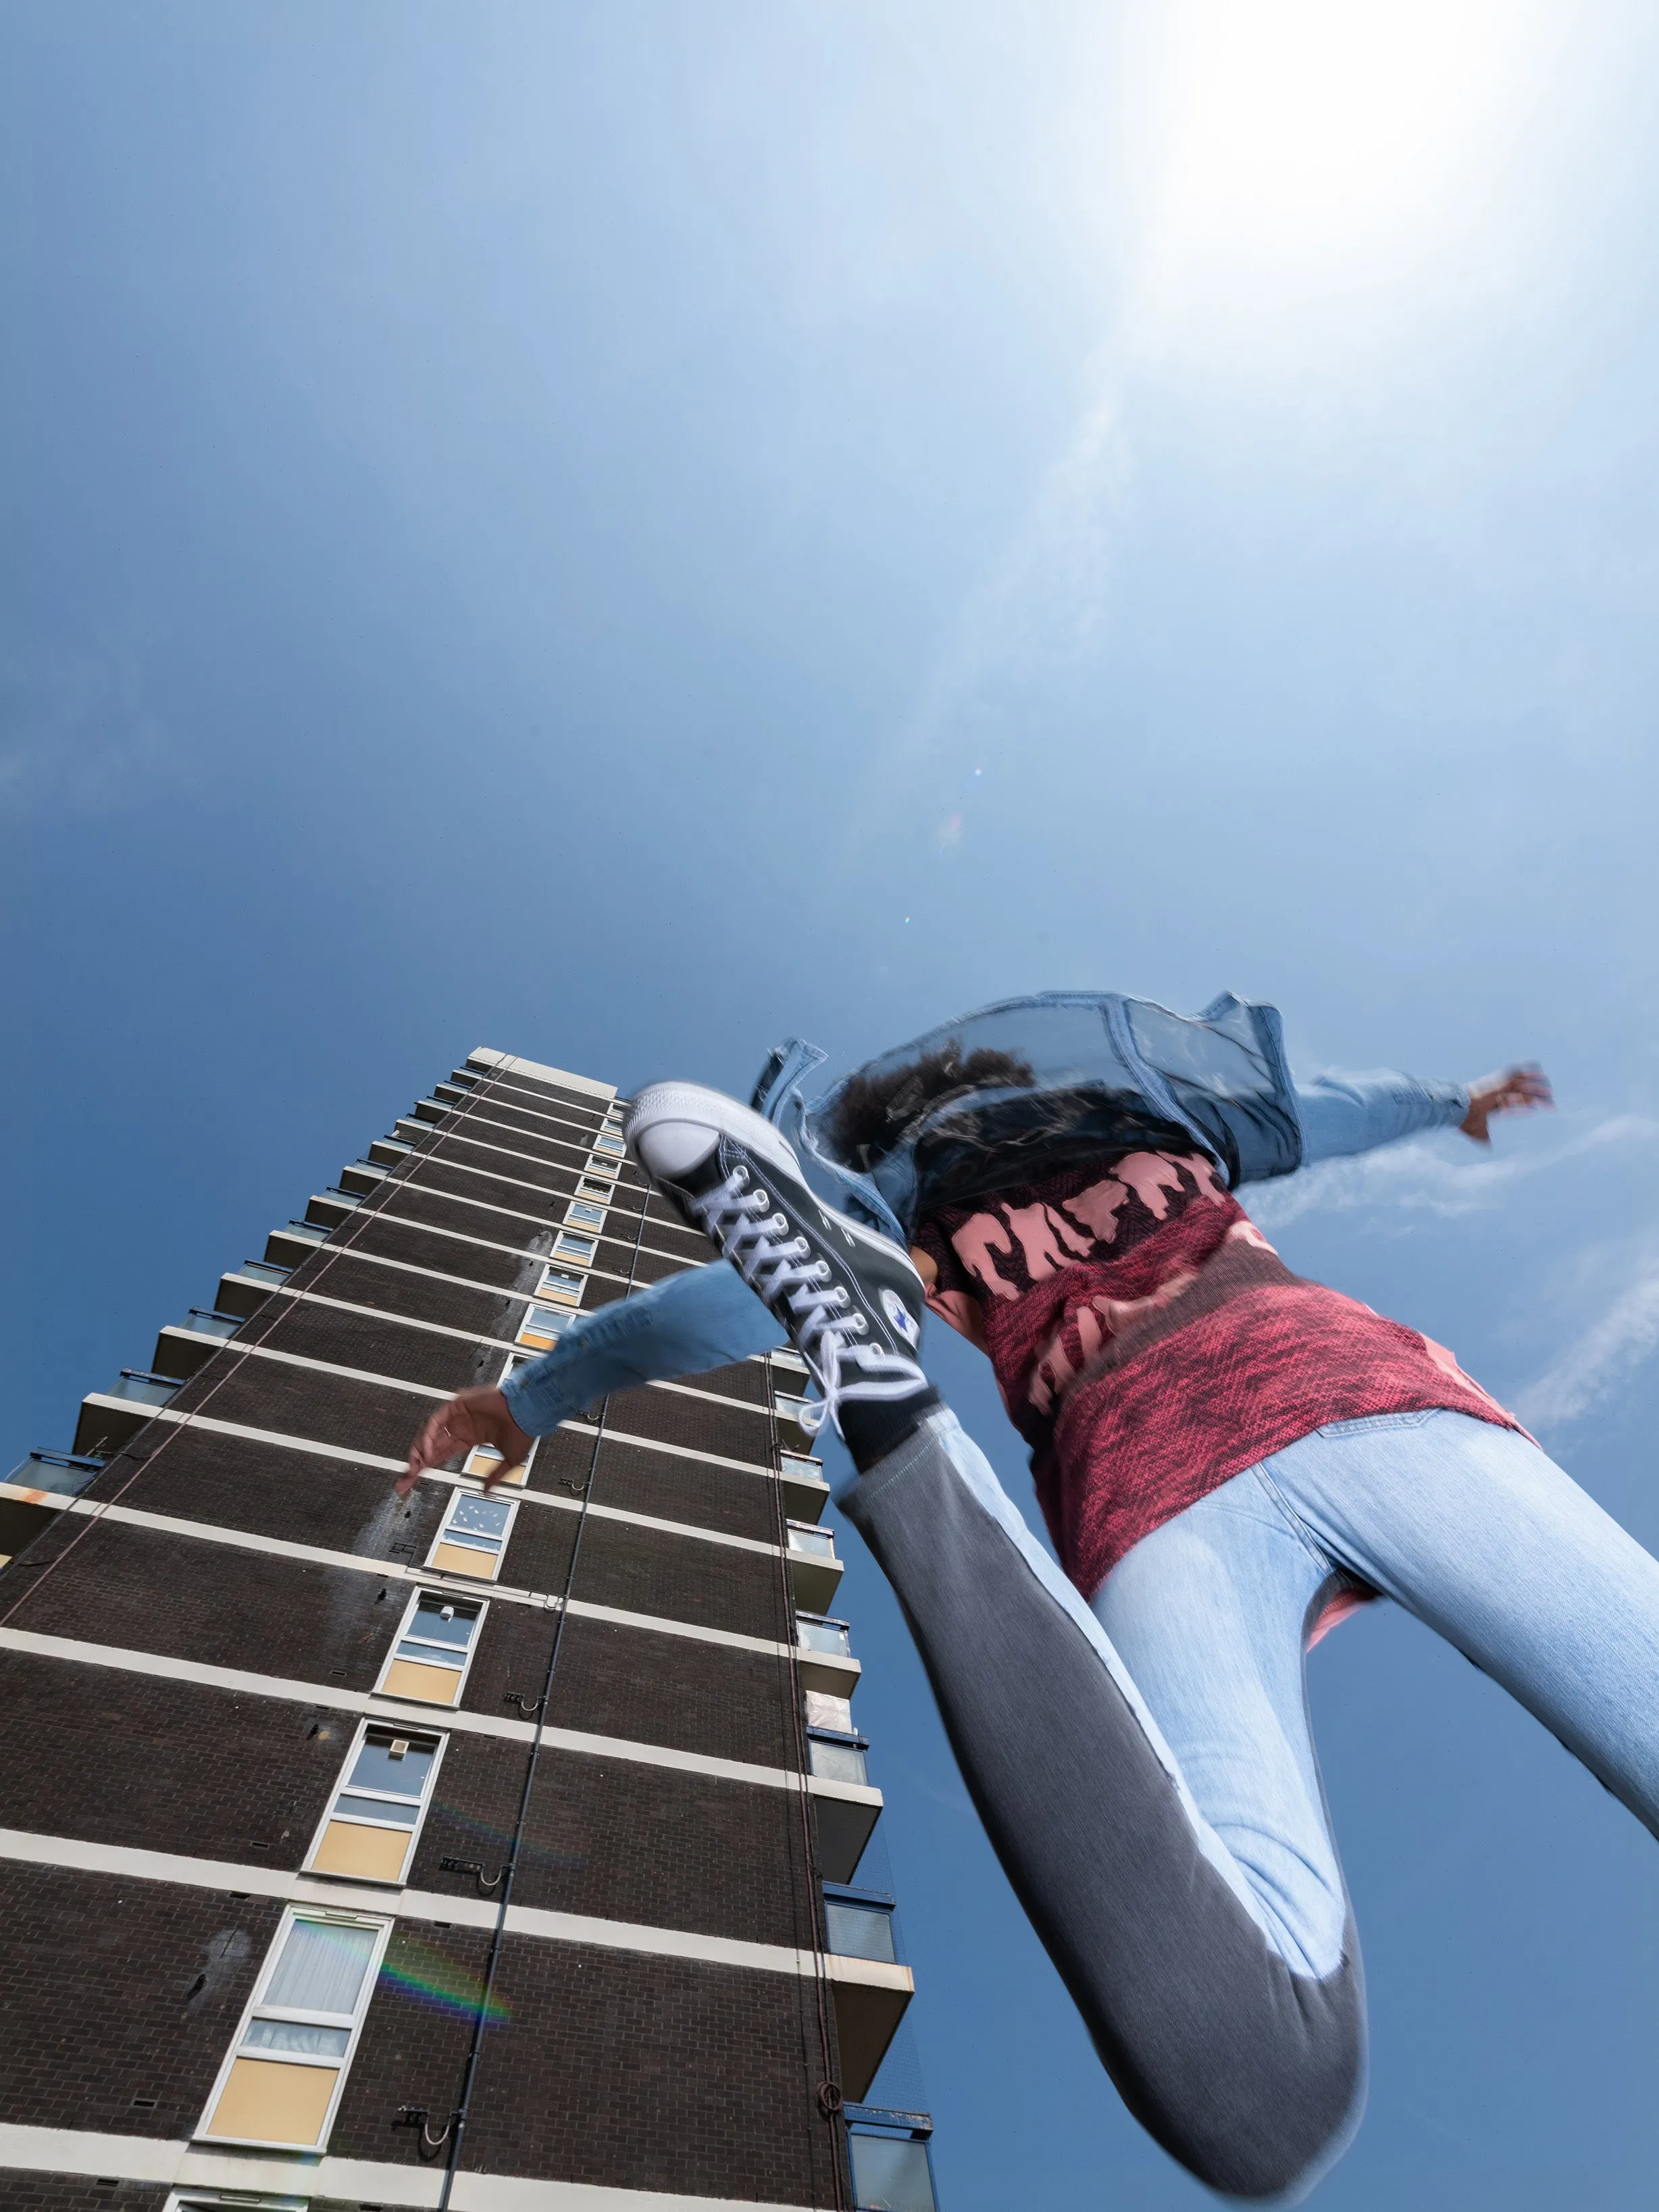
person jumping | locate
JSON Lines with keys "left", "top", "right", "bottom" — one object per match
{"left": 405, "top": 991, "right": 1653, "bottom": 2203}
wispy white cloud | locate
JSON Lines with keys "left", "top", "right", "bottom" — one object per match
{"left": 1246, "top": 1114, "right": 1657, "bottom": 1234}
{"left": 1516, "top": 1251, "right": 1659, "bottom": 1429}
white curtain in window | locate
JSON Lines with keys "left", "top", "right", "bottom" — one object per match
{"left": 265, "top": 1918, "right": 379, "bottom": 2017}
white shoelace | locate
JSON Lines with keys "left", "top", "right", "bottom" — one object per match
{"left": 690, "top": 1164, "right": 919, "bottom": 1439}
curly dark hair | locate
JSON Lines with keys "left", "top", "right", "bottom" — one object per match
{"left": 826, "top": 1044, "right": 1036, "bottom": 1171}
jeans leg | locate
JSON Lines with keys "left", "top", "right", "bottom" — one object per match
{"left": 1094, "top": 1468, "right": 1354, "bottom": 1981}
{"left": 1260, "top": 1410, "right": 1659, "bottom": 1831}
{"left": 840, "top": 1408, "right": 1366, "bottom": 2201}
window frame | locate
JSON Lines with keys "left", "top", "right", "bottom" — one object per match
{"left": 590, "top": 1129, "right": 627, "bottom": 1159}
{"left": 427, "top": 1487, "right": 519, "bottom": 1581}
{"left": 534, "top": 1262, "right": 586, "bottom": 1308}
{"left": 517, "top": 1300, "right": 574, "bottom": 1352}
{"left": 552, "top": 1227, "right": 597, "bottom": 1268}
{"left": 302, "top": 1718, "right": 449, "bottom": 1886}
{"left": 465, "top": 1436, "right": 530, "bottom": 1487}
{"left": 372, "top": 1586, "right": 488, "bottom": 1708}
{"left": 195, "top": 1905, "right": 391, "bottom": 2151}
{"left": 563, "top": 1195, "right": 608, "bottom": 1231}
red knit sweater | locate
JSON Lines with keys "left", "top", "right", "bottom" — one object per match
{"left": 912, "top": 1148, "right": 1521, "bottom": 1601}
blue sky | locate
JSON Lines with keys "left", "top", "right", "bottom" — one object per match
{"left": 6, "top": 3, "right": 1659, "bottom": 2204}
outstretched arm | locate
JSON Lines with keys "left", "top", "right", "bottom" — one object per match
{"left": 1294, "top": 1062, "right": 1552, "bottom": 1168}
{"left": 400, "top": 1260, "right": 785, "bottom": 1491}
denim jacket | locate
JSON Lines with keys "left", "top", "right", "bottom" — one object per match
{"left": 503, "top": 992, "right": 1469, "bottom": 1441}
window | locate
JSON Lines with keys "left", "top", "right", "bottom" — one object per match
{"left": 796, "top": 1613, "right": 852, "bottom": 1658}
{"left": 374, "top": 1590, "right": 485, "bottom": 1706}
{"left": 536, "top": 1263, "right": 586, "bottom": 1307}
{"left": 565, "top": 1197, "right": 607, "bottom": 1231}
{"left": 592, "top": 1129, "right": 626, "bottom": 1158}
{"left": 575, "top": 1175, "right": 612, "bottom": 1204}
{"left": 824, "top": 1888, "right": 898, "bottom": 1964}
{"left": 553, "top": 1229, "right": 596, "bottom": 1266}
{"left": 305, "top": 1723, "right": 444, "bottom": 1884}
{"left": 465, "top": 1442, "right": 528, "bottom": 1489}
{"left": 807, "top": 1730, "right": 869, "bottom": 1786}
{"left": 199, "top": 1908, "right": 388, "bottom": 2148}
{"left": 428, "top": 1489, "right": 516, "bottom": 1580}
{"left": 584, "top": 1151, "right": 620, "bottom": 1182}
{"left": 517, "top": 1302, "right": 573, "bottom": 1352}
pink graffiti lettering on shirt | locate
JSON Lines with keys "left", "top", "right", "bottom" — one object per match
{"left": 950, "top": 1213, "right": 1021, "bottom": 1301}
{"left": 1002, "top": 1202, "right": 1094, "bottom": 1281}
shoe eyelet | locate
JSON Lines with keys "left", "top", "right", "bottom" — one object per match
{"left": 752, "top": 1189, "right": 769, "bottom": 1207}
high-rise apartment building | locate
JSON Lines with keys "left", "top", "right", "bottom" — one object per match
{"left": 0, "top": 1050, "right": 941, "bottom": 2212}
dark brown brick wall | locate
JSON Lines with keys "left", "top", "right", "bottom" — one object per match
{"left": 591, "top": 1434, "right": 780, "bottom": 1543}
{"left": 5, "top": 1520, "right": 401, "bottom": 1691}
{"left": 338, "top": 1211, "right": 548, "bottom": 1293}
{"left": 0, "top": 1862, "right": 277, "bottom": 2140}
{"left": 606, "top": 1384, "right": 774, "bottom": 1466}
{"left": 553, "top": 1614, "right": 800, "bottom": 1770}
{"left": 0, "top": 1651, "right": 343, "bottom": 1867}
{"left": 331, "top": 1931, "right": 839, "bottom": 2206}
{"left": 628, "top": 1246, "right": 700, "bottom": 1285}
{"left": 407, "top": 1738, "right": 812, "bottom": 1944}
{"left": 369, "top": 1177, "right": 551, "bottom": 1249}
{"left": 382, "top": 1153, "right": 561, "bottom": 1223}
{"left": 244, "top": 1300, "right": 505, "bottom": 1394}
{"left": 84, "top": 1430, "right": 446, "bottom": 1564}
{"left": 571, "top": 1518, "right": 792, "bottom": 1642}
{"left": 285, "top": 1249, "right": 526, "bottom": 1339}
{"left": 163, "top": 1358, "right": 439, "bottom": 1466}
{"left": 435, "top": 1133, "right": 587, "bottom": 1196}
{"left": 0, "top": 2175, "right": 168, "bottom": 2211}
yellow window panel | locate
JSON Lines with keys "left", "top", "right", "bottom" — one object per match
{"left": 206, "top": 2057, "right": 338, "bottom": 2146}
{"left": 310, "top": 1820, "right": 411, "bottom": 1883}
{"left": 431, "top": 1540, "right": 501, "bottom": 1579}
{"left": 464, "top": 1447, "right": 526, "bottom": 1486}
{"left": 381, "top": 1657, "right": 462, "bottom": 1705}
{"left": 517, "top": 1325, "right": 560, "bottom": 1350}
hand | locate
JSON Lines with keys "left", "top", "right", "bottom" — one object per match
{"left": 1459, "top": 1063, "right": 1554, "bottom": 1146}
{"left": 399, "top": 1387, "right": 534, "bottom": 1496}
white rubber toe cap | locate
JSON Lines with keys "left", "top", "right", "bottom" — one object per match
{"left": 627, "top": 1081, "right": 802, "bottom": 1183}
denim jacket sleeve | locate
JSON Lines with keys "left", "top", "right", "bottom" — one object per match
{"left": 499, "top": 1262, "right": 786, "bottom": 1437}
{"left": 1291, "top": 1071, "right": 1470, "bottom": 1168}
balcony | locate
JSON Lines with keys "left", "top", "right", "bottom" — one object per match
{"left": 845, "top": 2107, "right": 939, "bottom": 2212}
{"left": 779, "top": 1451, "right": 830, "bottom": 1522}
{"left": 74, "top": 1370, "right": 180, "bottom": 1458}
{"left": 305, "top": 1190, "right": 361, "bottom": 1229}
{"left": 340, "top": 1158, "right": 394, "bottom": 1194}
{"left": 367, "top": 1137, "right": 413, "bottom": 1168}
{"left": 410, "top": 1097, "right": 454, "bottom": 1125}
{"left": 824, "top": 1888, "right": 913, "bottom": 2100}
{"left": 265, "top": 1219, "right": 332, "bottom": 1270}
{"left": 786, "top": 1520, "right": 844, "bottom": 1612}
{"left": 794, "top": 1611, "right": 861, "bottom": 1698}
{"left": 807, "top": 1732, "right": 882, "bottom": 1884}
{"left": 153, "top": 1308, "right": 241, "bottom": 1379}
{"left": 216, "top": 1258, "right": 291, "bottom": 1317}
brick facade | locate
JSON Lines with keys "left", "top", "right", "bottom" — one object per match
{"left": 0, "top": 1051, "right": 882, "bottom": 2210}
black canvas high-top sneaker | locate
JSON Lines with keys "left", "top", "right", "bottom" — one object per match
{"left": 626, "top": 1082, "right": 938, "bottom": 1468}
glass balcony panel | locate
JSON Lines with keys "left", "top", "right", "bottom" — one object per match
{"left": 808, "top": 1737, "right": 869, "bottom": 1786}
{"left": 825, "top": 1900, "right": 898, "bottom": 1964}
{"left": 109, "top": 1375, "right": 178, "bottom": 1407}
{"left": 848, "top": 2133, "right": 937, "bottom": 2212}
{"left": 789, "top": 1526, "right": 836, "bottom": 1558}
{"left": 797, "top": 1619, "right": 851, "bottom": 1657}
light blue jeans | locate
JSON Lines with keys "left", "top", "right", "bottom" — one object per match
{"left": 838, "top": 1405, "right": 1659, "bottom": 2199}
{"left": 1096, "top": 1410, "right": 1659, "bottom": 1982}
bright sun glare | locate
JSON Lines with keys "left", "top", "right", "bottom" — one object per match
{"left": 1138, "top": 0, "right": 1538, "bottom": 341}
